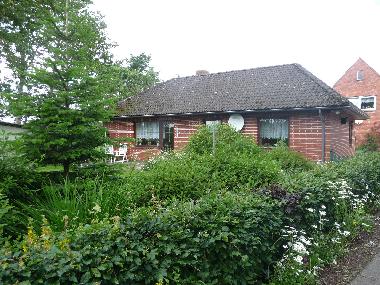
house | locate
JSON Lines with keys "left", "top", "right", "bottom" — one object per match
{"left": 107, "top": 64, "right": 368, "bottom": 162}
{"left": 0, "top": 121, "right": 25, "bottom": 140}
{"left": 334, "top": 58, "right": 380, "bottom": 147}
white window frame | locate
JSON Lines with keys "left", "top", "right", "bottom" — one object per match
{"left": 348, "top": 96, "right": 376, "bottom": 111}
{"left": 356, "top": 70, "right": 364, "bottom": 81}
{"left": 135, "top": 121, "right": 160, "bottom": 146}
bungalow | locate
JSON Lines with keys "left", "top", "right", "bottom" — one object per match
{"left": 106, "top": 64, "right": 367, "bottom": 162}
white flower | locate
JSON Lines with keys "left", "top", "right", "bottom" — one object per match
{"left": 321, "top": 205, "right": 326, "bottom": 209}
{"left": 294, "top": 255, "right": 303, "bottom": 264}
{"left": 319, "top": 211, "right": 326, "bottom": 216}
{"left": 342, "top": 231, "right": 350, "bottom": 237}
{"left": 307, "top": 208, "right": 315, "bottom": 213}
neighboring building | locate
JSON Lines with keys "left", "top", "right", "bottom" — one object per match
{"left": 0, "top": 121, "right": 25, "bottom": 140}
{"left": 334, "top": 58, "right": 380, "bottom": 147}
{"left": 107, "top": 64, "right": 367, "bottom": 162}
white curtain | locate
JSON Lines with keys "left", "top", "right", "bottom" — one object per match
{"left": 260, "top": 119, "right": 288, "bottom": 139}
{"left": 136, "top": 122, "right": 159, "bottom": 139}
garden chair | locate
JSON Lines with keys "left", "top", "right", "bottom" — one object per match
{"left": 105, "top": 144, "right": 115, "bottom": 163}
{"left": 114, "top": 144, "right": 128, "bottom": 163}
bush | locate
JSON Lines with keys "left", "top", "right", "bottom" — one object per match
{"left": 0, "top": 134, "right": 43, "bottom": 199}
{"left": 125, "top": 125, "right": 280, "bottom": 205}
{"left": 1, "top": 192, "right": 286, "bottom": 284}
{"left": 266, "top": 141, "right": 315, "bottom": 172}
{"left": 357, "top": 131, "right": 380, "bottom": 152}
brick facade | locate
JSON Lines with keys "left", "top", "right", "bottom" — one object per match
{"left": 107, "top": 110, "right": 355, "bottom": 162}
{"left": 334, "top": 58, "right": 380, "bottom": 147}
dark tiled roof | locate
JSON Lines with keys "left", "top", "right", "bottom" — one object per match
{"left": 118, "top": 64, "right": 368, "bottom": 119}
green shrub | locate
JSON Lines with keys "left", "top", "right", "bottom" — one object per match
{"left": 266, "top": 141, "right": 315, "bottom": 172}
{"left": 0, "top": 134, "right": 43, "bottom": 199}
{"left": 1, "top": 192, "right": 286, "bottom": 284}
{"left": 357, "top": 132, "right": 380, "bottom": 152}
{"left": 21, "top": 175, "right": 139, "bottom": 232}
{"left": 186, "top": 124, "right": 261, "bottom": 157}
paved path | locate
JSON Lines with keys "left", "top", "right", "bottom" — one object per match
{"left": 351, "top": 251, "right": 380, "bottom": 285}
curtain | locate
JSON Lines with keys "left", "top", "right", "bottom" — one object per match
{"left": 136, "top": 122, "right": 159, "bottom": 139}
{"left": 260, "top": 119, "right": 288, "bottom": 139}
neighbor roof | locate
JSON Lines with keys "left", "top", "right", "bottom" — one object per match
{"left": 118, "top": 63, "right": 367, "bottom": 119}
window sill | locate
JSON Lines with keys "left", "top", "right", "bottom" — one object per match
{"left": 362, "top": 109, "right": 376, "bottom": 112}
{"left": 134, "top": 145, "right": 160, "bottom": 149}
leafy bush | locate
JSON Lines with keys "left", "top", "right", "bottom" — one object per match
{"left": 1, "top": 192, "right": 286, "bottom": 284}
{"left": 0, "top": 134, "right": 43, "bottom": 199}
{"left": 186, "top": 124, "right": 261, "bottom": 156}
{"left": 21, "top": 175, "right": 140, "bottom": 232}
{"left": 357, "top": 132, "right": 380, "bottom": 152}
{"left": 266, "top": 141, "right": 315, "bottom": 172}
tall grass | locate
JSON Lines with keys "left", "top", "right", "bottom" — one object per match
{"left": 21, "top": 175, "right": 137, "bottom": 231}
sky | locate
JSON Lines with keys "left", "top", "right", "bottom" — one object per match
{"left": 92, "top": 0, "right": 380, "bottom": 86}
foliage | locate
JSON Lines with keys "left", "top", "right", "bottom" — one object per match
{"left": 0, "top": 133, "right": 42, "bottom": 198}
{"left": 186, "top": 124, "right": 260, "bottom": 156}
{"left": 269, "top": 152, "right": 380, "bottom": 284}
{"left": 115, "top": 53, "right": 160, "bottom": 101}
{"left": 0, "top": 192, "right": 285, "bottom": 284}
{"left": 0, "top": 0, "right": 46, "bottom": 122}
{"left": 0, "top": 189, "right": 13, "bottom": 243}
{"left": 266, "top": 141, "right": 314, "bottom": 172}
{"left": 357, "top": 131, "right": 380, "bottom": 152}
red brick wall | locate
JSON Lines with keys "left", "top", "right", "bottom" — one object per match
{"left": 107, "top": 111, "right": 354, "bottom": 162}
{"left": 334, "top": 58, "right": 380, "bottom": 146}
{"left": 105, "top": 120, "right": 161, "bottom": 161}
{"left": 173, "top": 117, "right": 203, "bottom": 150}
{"left": 289, "top": 114, "right": 323, "bottom": 161}
{"left": 325, "top": 112, "right": 355, "bottom": 159}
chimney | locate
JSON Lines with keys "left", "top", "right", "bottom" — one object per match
{"left": 196, "top": 70, "right": 209, "bottom": 76}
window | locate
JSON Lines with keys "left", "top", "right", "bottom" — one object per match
{"left": 356, "top": 70, "right": 364, "bottom": 81}
{"left": 205, "top": 120, "right": 221, "bottom": 129}
{"left": 259, "top": 118, "right": 289, "bottom": 146}
{"left": 348, "top": 96, "right": 376, "bottom": 111}
{"left": 361, "top": 96, "right": 375, "bottom": 110}
{"left": 136, "top": 121, "right": 160, "bottom": 146}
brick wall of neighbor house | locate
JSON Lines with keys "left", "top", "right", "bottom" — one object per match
{"left": 334, "top": 58, "right": 380, "bottom": 146}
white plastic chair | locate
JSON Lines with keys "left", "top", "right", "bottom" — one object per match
{"left": 114, "top": 144, "right": 128, "bottom": 163}
{"left": 105, "top": 145, "right": 115, "bottom": 163}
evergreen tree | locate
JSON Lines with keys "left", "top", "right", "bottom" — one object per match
{"left": 9, "top": 0, "right": 119, "bottom": 175}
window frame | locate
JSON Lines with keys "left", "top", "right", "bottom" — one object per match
{"left": 135, "top": 121, "right": 160, "bottom": 147}
{"left": 356, "top": 70, "right": 364, "bottom": 81}
{"left": 258, "top": 117, "right": 289, "bottom": 147}
{"left": 348, "top": 96, "right": 376, "bottom": 111}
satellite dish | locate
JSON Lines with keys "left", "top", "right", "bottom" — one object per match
{"left": 228, "top": 114, "right": 245, "bottom": 131}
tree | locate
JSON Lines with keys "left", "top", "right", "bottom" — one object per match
{"left": 9, "top": 0, "right": 121, "bottom": 176}
{"left": 0, "top": 0, "right": 46, "bottom": 123}
{"left": 113, "top": 53, "right": 159, "bottom": 101}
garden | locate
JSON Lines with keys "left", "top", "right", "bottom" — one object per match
{"left": 1, "top": 124, "right": 380, "bottom": 284}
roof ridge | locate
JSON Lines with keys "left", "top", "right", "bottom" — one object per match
{"left": 167, "top": 63, "right": 296, "bottom": 81}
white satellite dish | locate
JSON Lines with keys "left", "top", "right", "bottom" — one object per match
{"left": 228, "top": 114, "right": 245, "bottom": 131}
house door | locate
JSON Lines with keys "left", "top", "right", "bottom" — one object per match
{"left": 162, "top": 122, "right": 174, "bottom": 151}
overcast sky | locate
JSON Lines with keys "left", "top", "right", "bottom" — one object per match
{"left": 92, "top": 0, "right": 380, "bottom": 86}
